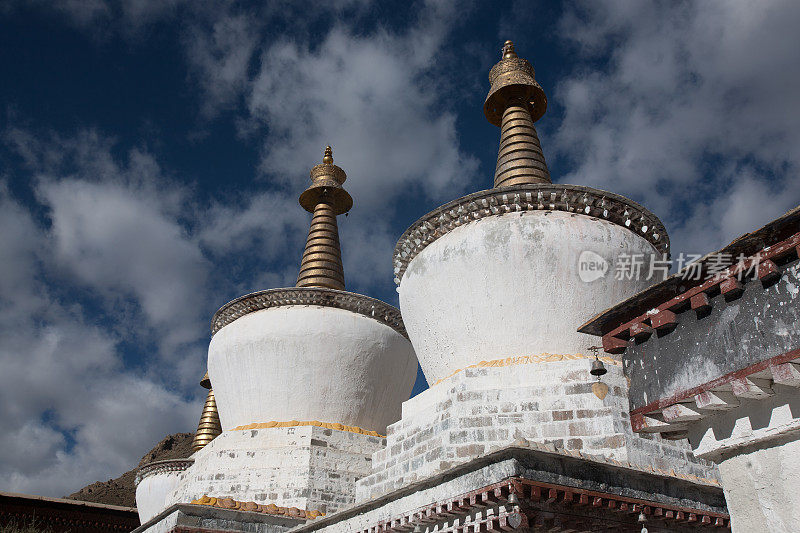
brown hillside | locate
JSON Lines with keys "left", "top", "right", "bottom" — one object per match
{"left": 66, "top": 433, "right": 193, "bottom": 508}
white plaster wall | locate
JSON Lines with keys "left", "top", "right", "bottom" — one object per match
{"left": 136, "top": 471, "right": 184, "bottom": 524}
{"left": 208, "top": 305, "right": 417, "bottom": 433}
{"left": 716, "top": 438, "right": 800, "bottom": 533}
{"left": 687, "top": 386, "right": 800, "bottom": 532}
{"left": 399, "top": 211, "right": 660, "bottom": 383}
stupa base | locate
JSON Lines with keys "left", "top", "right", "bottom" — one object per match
{"left": 133, "top": 502, "right": 306, "bottom": 533}
{"left": 356, "top": 357, "right": 718, "bottom": 502}
{"left": 164, "top": 425, "right": 385, "bottom": 517}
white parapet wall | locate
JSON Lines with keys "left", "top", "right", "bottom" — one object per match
{"left": 688, "top": 385, "right": 800, "bottom": 532}
{"left": 168, "top": 426, "right": 385, "bottom": 515}
{"left": 398, "top": 209, "right": 661, "bottom": 384}
{"left": 208, "top": 304, "right": 417, "bottom": 434}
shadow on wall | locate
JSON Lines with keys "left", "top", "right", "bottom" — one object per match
{"left": 708, "top": 384, "right": 800, "bottom": 442}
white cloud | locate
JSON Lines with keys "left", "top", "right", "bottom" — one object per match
{"left": 38, "top": 177, "right": 210, "bottom": 352}
{"left": 554, "top": 0, "right": 800, "bottom": 256}
{"left": 248, "top": 24, "right": 479, "bottom": 209}
{"left": 0, "top": 185, "right": 198, "bottom": 496}
{"left": 183, "top": 9, "right": 260, "bottom": 116}
{"left": 199, "top": 191, "right": 307, "bottom": 258}
{"left": 5, "top": 129, "right": 213, "bottom": 359}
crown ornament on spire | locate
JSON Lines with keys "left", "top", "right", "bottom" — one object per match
{"left": 296, "top": 146, "right": 352, "bottom": 290}
{"left": 502, "top": 39, "right": 517, "bottom": 59}
{"left": 322, "top": 145, "right": 333, "bottom": 164}
{"left": 485, "top": 40, "right": 551, "bottom": 187}
{"left": 298, "top": 146, "right": 352, "bottom": 214}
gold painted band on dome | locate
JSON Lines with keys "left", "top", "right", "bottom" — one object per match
{"left": 432, "top": 353, "right": 621, "bottom": 386}
{"left": 231, "top": 420, "right": 385, "bottom": 438}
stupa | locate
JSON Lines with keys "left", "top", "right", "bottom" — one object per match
{"left": 133, "top": 371, "right": 220, "bottom": 524}
{"left": 135, "top": 147, "right": 418, "bottom": 526}
{"left": 372, "top": 40, "right": 710, "bottom": 482}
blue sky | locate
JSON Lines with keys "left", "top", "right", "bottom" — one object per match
{"left": 1, "top": 0, "right": 799, "bottom": 496}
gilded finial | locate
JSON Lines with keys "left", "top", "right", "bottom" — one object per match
{"left": 296, "top": 147, "right": 351, "bottom": 290}
{"left": 502, "top": 40, "right": 517, "bottom": 59}
{"left": 485, "top": 41, "right": 551, "bottom": 187}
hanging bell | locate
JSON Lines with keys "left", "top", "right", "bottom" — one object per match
{"left": 590, "top": 358, "right": 607, "bottom": 376}
{"left": 507, "top": 492, "right": 519, "bottom": 505}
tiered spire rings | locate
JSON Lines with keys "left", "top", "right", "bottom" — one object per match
{"left": 191, "top": 372, "right": 222, "bottom": 452}
{"left": 484, "top": 40, "right": 551, "bottom": 188}
{"left": 296, "top": 146, "right": 352, "bottom": 290}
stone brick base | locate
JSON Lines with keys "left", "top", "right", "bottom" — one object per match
{"left": 356, "top": 359, "right": 717, "bottom": 501}
{"left": 167, "top": 426, "right": 385, "bottom": 515}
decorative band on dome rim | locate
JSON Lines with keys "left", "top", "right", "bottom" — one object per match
{"left": 231, "top": 420, "right": 385, "bottom": 438}
{"left": 393, "top": 184, "right": 669, "bottom": 285}
{"left": 135, "top": 458, "right": 195, "bottom": 486}
{"left": 211, "top": 287, "right": 407, "bottom": 338}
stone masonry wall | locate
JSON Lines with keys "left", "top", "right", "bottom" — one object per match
{"left": 168, "top": 426, "right": 384, "bottom": 515}
{"left": 356, "top": 359, "right": 717, "bottom": 502}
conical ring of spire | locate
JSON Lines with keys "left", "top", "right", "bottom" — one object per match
{"left": 191, "top": 372, "right": 222, "bottom": 452}
{"left": 484, "top": 40, "right": 551, "bottom": 188}
{"left": 296, "top": 147, "right": 353, "bottom": 291}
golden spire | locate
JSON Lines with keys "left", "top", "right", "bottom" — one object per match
{"left": 192, "top": 372, "right": 222, "bottom": 452}
{"left": 296, "top": 146, "right": 352, "bottom": 290}
{"left": 484, "top": 40, "right": 551, "bottom": 188}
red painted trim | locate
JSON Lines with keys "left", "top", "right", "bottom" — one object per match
{"left": 603, "top": 231, "right": 800, "bottom": 350}
{"left": 690, "top": 292, "right": 711, "bottom": 311}
{"left": 631, "top": 347, "right": 800, "bottom": 419}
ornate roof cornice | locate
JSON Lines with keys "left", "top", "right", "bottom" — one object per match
{"left": 135, "top": 459, "right": 194, "bottom": 486}
{"left": 393, "top": 184, "right": 669, "bottom": 284}
{"left": 211, "top": 287, "right": 407, "bottom": 339}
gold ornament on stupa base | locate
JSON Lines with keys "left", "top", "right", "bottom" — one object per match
{"left": 296, "top": 146, "right": 352, "bottom": 291}
{"left": 192, "top": 372, "right": 222, "bottom": 452}
{"left": 592, "top": 381, "right": 610, "bottom": 400}
{"left": 485, "top": 40, "right": 551, "bottom": 188}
